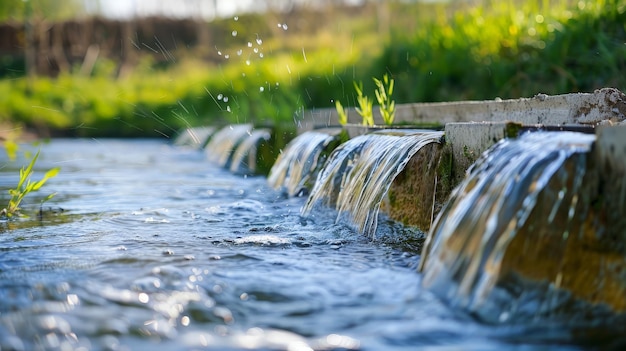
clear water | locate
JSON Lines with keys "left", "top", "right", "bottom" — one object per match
{"left": 0, "top": 139, "right": 619, "bottom": 351}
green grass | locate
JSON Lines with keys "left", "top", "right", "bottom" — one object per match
{"left": 0, "top": 0, "right": 624, "bottom": 137}
{"left": 374, "top": 0, "right": 626, "bottom": 103}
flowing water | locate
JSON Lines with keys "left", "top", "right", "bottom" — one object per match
{"left": 205, "top": 124, "right": 252, "bottom": 168}
{"left": 419, "top": 131, "right": 626, "bottom": 328}
{"left": 229, "top": 129, "right": 271, "bottom": 175}
{"left": 267, "top": 129, "right": 343, "bottom": 197}
{"left": 0, "top": 138, "right": 623, "bottom": 351}
{"left": 302, "top": 130, "right": 443, "bottom": 238}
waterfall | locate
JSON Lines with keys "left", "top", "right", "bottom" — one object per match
{"left": 173, "top": 126, "right": 215, "bottom": 149}
{"left": 229, "top": 129, "right": 271, "bottom": 175}
{"left": 205, "top": 124, "right": 252, "bottom": 168}
{"left": 267, "top": 129, "right": 343, "bottom": 197}
{"left": 301, "top": 130, "right": 444, "bottom": 238}
{"left": 418, "top": 131, "right": 597, "bottom": 322}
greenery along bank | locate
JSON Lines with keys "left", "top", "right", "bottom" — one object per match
{"left": 0, "top": 0, "right": 624, "bottom": 138}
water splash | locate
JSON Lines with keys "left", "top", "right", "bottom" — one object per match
{"left": 302, "top": 130, "right": 444, "bottom": 238}
{"left": 267, "top": 129, "right": 344, "bottom": 197}
{"left": 205, "top": 124, "right": 252, "bottom": 168}
{"left": 230, "top": 129, "right": 272, "bottom": 175}
{"left": 419, "top": 131, "right": 596, "bottom": 322}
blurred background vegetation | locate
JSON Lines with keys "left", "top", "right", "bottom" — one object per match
{"left": 0, "top": 0, "right": 624, "bottom": 138}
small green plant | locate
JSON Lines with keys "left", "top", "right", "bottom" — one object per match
{"left": 2, "top": 149, "right": 59, "bottom": 218}
{"left": 335, "top": 100, "right": 348, "bottom": 126}
{"left": 373, "top": 74, "right": 395, "bottom": 125}
{"left": 354, "top": 81, "right": 374, "bottom": 126}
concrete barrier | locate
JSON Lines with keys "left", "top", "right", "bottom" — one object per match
{"left": 299, "top": 88, "right": 626, "bottom": 131}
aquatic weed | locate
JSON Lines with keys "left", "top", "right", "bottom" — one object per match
{"left": 2, "top": 148, "right": 59, "bottom": 219}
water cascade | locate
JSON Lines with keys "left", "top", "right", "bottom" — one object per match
{"left": 229, "top": 128, "right": 272, "bottom": 175}
{"left": 267, "top": 128, "right": 344, "bottom": 197}
{"left": 302, "top": 130, "right": 444, "bottom": 238}
{"left": 173, "top": 126, "right": 215, "bottom": 149}
{"left": 205, "top": 124, "right": 252, "bottom": 168}
{"left": 417, "top": 131, "right": 626, "bottom": 322}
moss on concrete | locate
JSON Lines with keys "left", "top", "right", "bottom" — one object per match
{"left": 256, "top": 124, "right": 298, "bottom": 175}
{"left": 380, "top": 142, "right": 453, "bottom": 233}
{"left": 499, "top": 152, "right": 626, "bottom": 312}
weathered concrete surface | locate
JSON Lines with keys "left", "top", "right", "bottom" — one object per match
{"left": 594, "top": 124, "right": 626, "bottom": 254}
{"left": 443, "top": 122, "right": 521, "bottom": 186}
{"left": 299, "top": 88, "right": 626, "bottom": 131}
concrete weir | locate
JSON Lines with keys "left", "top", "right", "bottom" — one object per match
{"left": 176, "top": 88, "right": 626, "bottom": 317}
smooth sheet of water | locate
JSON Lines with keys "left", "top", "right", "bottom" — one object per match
{"left": 0, "top": 139, "right": 611, "bottom": 351}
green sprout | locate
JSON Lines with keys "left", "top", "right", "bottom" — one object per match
{"left": 354, "top": 81, "right": 374, "bottom": 126}
{"left": 2, "top": 149, "right": 59, "bottom": 218}
{"left": 335, "top": 100, "right": 348, "bottom": 126}
{"left": 373, "top": 74, "right": 395, "bottom": 125}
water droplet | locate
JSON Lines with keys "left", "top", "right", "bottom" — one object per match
{"left": 138, "top": 293, "right": 149, "bottom": 303}
{"left": 217, "top": 51, "right": 222, "bottom": 56}
{"left": 245, "top": 60, "right": 251, "bottom": 66}
{"left": 259, "top": 86, "right": 265, "bottom": 92}
{"left": 223, "top": 97, "right": 229, "bottom": 102}
{"left": 233, "top": 16, "right": 239, "bottom": 21}
{"left": 181, "top": 315, "right": 190, "bottom": 326}
{"left": 231, "top": 30, "right": 238, "bottom": 37}
{"left": 275, "top": 82, "right": 280, "bottom": 87}
{"left": 237, "top": 49, "right": 243, "bottom": 56}
{"left": 253, "top": 48, "right": 258, "bottom": 53}
{"left": 282, "top": 23, "right": 288, "bottom": 30}
{"left": 247, "top": 42, "right": 252, "bottom": 47}
{"left": 217, "top": 93, "right": 223, "bottom": 101}
{"left": 226, "top": 106, "right": 231, "bottom": 112}
{"left": 224, "top": 54, "right": 230, "bottom": 59}
{"left": 256, "top": 38, "right": 263, "bottom": 45}
{"left": 259, "top": 53, "right": 264, "bottom": 58}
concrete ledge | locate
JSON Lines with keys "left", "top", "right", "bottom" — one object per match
{"left": 299, "top": 88, "right": 626, "bottom": 131}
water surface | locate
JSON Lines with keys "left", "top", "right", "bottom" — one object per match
{"left": 0, "top": 139, "right": 616, "bottom": 350}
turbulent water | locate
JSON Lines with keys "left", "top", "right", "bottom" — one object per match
{"left": 0, "top": 139, "right": 623, "bottom": 351}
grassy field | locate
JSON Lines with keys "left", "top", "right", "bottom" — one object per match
{"left": 0, "top": 0, "right": 624, "bottom": 138}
